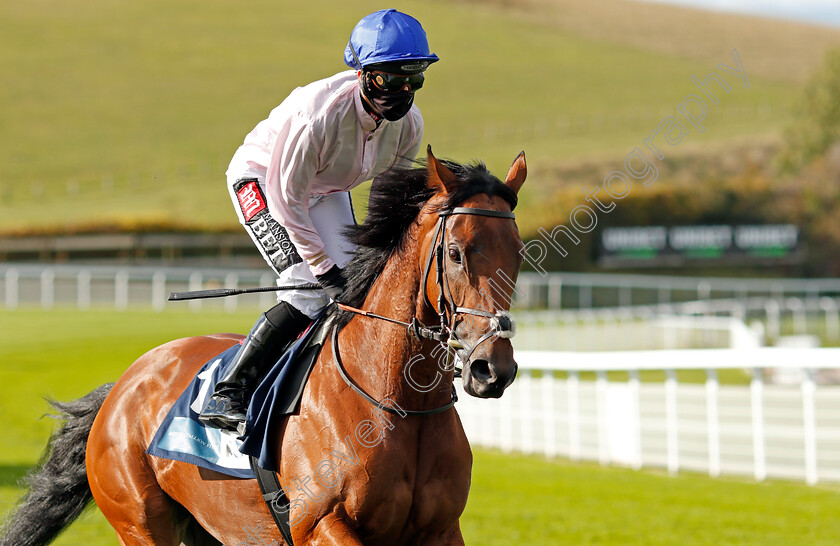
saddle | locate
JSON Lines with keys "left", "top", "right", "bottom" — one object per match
{"left": 239, "top": 309, "right": 335, "bottom": 467}
{"left": 240, "top": 310, "right": 335, "bottom": 546}
{"left": 146, "top": 309, "right": 334, "bottom": 479}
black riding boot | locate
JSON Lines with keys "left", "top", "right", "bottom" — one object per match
{"left": 199, "top": 301, "right": 309, "bottom": 431}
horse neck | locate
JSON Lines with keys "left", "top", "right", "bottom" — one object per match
{"left": 337, "top": 233, "right": 453, "bottom": 410}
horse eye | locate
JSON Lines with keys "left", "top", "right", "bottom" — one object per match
{"left": 448, "top": 247, "right": 461, "bottom": 263}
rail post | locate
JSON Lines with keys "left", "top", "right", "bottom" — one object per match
{"left": 4, "top": 268, "right": 19, "bottom": 309}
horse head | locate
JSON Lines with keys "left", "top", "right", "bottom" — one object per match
{"left": 421, "top": 146, "right": 527, "bottom": 399}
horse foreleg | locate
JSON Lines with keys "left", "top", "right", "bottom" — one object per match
{"left": 305, "top": 514, "right": 364, "bottom": 545}
{"left": 439, "top": 521, "right": 466, "bottom": 545}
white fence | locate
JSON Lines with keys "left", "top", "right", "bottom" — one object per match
{"left": 1, "top": 264, "right": 281, "bottom": 312}
{"left": 3, "top": 263, "right": 839, "bottom": 352}
{"left": 3, "top": 263, "right": 840, "bottom": 313}
{"left": 5, "top": 263, "right": 840, "bottom": 484}
{"left": 5, "top": 264, "right": 838, "bottom": 347}
{"left": 516, "top": 297, "right": 840, "bottom": 350}
{"left": 515, "top": 271, "right": 840, "bottom": 309}
{"left": 456, "top": 348, "right": 840, "bottom": 485}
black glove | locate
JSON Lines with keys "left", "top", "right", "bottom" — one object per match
{"left": 316, "top": 265, "right": 346, "bottom": 302}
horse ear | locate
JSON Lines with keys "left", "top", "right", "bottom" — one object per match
{"left": 504, "top": 151, "right": 527, "bottom": 194}
{"left": 426, "top": 145, "right": 459, "bottom": 194}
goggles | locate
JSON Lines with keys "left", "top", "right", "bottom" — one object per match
{"left": 369, "top": 71, "right": 425, "bottom": 93}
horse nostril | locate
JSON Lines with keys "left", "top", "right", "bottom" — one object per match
{"left": 470, "top": 359, "right": 493, "bottom": 382}
{"left": 506, "top": 361, "right": 519, "bottom": 387}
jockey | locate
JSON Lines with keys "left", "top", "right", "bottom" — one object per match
{"left": 200, "top": 9, "right": 438, "bottom": 431}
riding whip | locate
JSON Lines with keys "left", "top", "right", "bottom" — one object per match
{"left": 167, "top": 283, "right": 322, "bottom": 301}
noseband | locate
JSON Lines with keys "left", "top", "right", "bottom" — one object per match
{"left": 335, "top": 205, "right": 518, "bottom": 414}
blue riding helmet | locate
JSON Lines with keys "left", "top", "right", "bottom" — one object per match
{"left": 344, "top": 9, "right": 439, "bottom": 73}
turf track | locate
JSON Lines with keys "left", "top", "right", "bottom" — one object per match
{"left": 1, "top": 308, "right": 839, "bottom": 544}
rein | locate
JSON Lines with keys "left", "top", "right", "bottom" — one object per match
{"left": 333, "top": 205, "right": 517, "bottom": 414}
{"left": 330, "top": 327, "right": 457, "bottom": 415}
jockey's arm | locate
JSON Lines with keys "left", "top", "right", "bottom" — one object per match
{"left": 263, "top": 116, "right": 336, "bottom": 276}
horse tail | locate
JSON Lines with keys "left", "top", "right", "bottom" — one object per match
{"left": 0, "top": 383, "right": 114, "bottom": 546}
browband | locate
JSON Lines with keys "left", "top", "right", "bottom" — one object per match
{"left": 439, "top": 207, "right": 515, "bottom": 219}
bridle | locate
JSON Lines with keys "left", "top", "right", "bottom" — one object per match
{"left": 420, "top": 207, "right": 518, "bottom": 360}
{"left": 333, "top": 204, "right": 518, "bottom": 415}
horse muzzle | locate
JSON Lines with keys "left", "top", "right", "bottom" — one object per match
{"left": 460, "top": 345, "right": 518, "bottom": 399}
{"left": 449, "top": 311, "right": 518, "bottom": 399}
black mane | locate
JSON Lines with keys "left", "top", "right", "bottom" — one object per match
{"left": 336, "top": 158, "right": 517, "bottom": 328}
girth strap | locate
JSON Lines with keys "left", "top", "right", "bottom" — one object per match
{"left": 250, "top": 456, "right": 294, "bottom": 545}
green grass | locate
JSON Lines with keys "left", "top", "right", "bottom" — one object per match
{"left": 0, "top": 307, "right": 259, "bottom": 461}
{"left": 3, "top": 450, "right": 840, "bottom": 545}
{"left": 2, "top": 307, "right": 840, "bottom": 544}
{"left": 0, "top": 0, "right": 800, "bottom": 234}
{"left": 465, "top": 451, "right": 840, "bottom": 545}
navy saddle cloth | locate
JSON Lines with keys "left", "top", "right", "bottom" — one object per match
{"left": 147, "top": 311, "right": 334, "bottom": 478}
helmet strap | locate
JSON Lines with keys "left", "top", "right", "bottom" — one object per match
{"left": 348, "top": 40, "right": 363, "bottom": 70}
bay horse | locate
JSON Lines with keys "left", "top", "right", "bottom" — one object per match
{"left": 0, "top": 147, "right": 527, "bottom": 546}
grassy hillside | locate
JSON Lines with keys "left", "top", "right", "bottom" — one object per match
{"left": 2, "top": 308, "right": 840, "bottom": 544}
{"left": 1, "top": 0, "right": 834, "bottom": 234}
{"left": 474, "top": 0, "right": 840, "bottom": 83}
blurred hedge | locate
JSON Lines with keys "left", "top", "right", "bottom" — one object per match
{"left": 522, "top": 49, "right": 840, "bottom": 277}
{"left": 778, "top": 49, "right": 840, "bottom": 172}
{"left": 522, "top": 141, "right": 840, "bottom": 276}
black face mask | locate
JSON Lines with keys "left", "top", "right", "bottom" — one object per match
{"left": 362, "top": 73, "right": 415, "bottom": 122}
